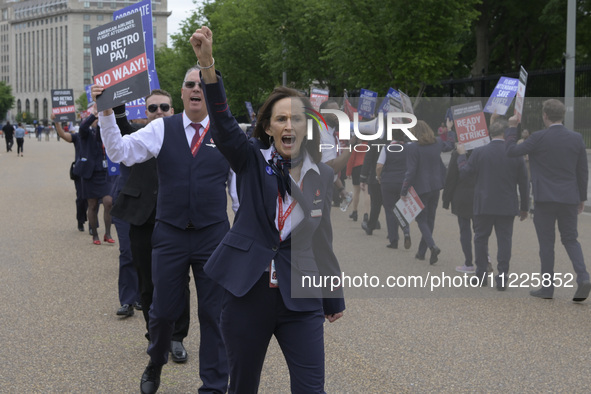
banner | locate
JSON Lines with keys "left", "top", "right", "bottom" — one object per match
{"left": 394, "top": 187, "right": 424, "bottom": 227}
{"left": 113, "top": 0, "right": 159, "bottom": 120}
{"left": 483, "top": 76, "right": 519, "bottom": 115}
{"left": 451, "top": 101, "right": 490, "bottom": 151}
{"left": 358, "top": 88, "right": 378, "bottom": 118}
{"left": 90, "top": 13, "right": 150, "bottom": 112}
{"left": 51, "top": 89, "right": 76, "bottom": 122}
{"left": 514, "top": 66, "right": 528, "bottom": 122}
{"left": 310, "top": 88, "right": 329, "bottom": 111}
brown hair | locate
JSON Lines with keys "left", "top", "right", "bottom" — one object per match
{"left": 411, "top": 120, "right": 437, "bottom": 145}
{"left": 253, "top": 86, "right": 321, "bottom": 163}
{"left": 542, "top": 99, "right": 566, "bottom": 123}
{"left": 146, "top": 89, "right": 172, "bottom": 103}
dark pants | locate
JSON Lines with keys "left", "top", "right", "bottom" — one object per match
{"left": 367, "top": 182, "right": 382, "bottom": 230}
{"left": 533, "top": 202, "right": 589, "bottom": 287}
{"left": 129, "top": 219, "right": 190, "bottom": 342}
{"left": 221, "top": 275, "right": 325, "bottom": 394}
{"left": 148, "top": 221, "right": 228, "bottom": 393}
{"left": 381, "top": 181, "right": 409, "bottom": 244}
{"left": 415, "top": 190, "right": 440, "bottom": 257}
{"left": 458, "top": 216, "right": 474, "bottom": 266}
{"left": 5, "top": 137, "right": 13, "bottom": 152}
{"left": 16, "top": 138, "right": 23, "bottom": 154}
{"left": 112, "top": 217, "right": 140, "bottom": 306}
{"left": 74, "top": 178, "right": 88, "bottom": 226}
{"left": 474, "top": 214, "right": 514, "bottom": 279}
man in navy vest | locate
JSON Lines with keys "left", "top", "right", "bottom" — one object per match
{"left": 94, "top": 67, "right": 235, "bottom": 394}
{"left": 505, "top": 99, "right": 590, "bottom": 302}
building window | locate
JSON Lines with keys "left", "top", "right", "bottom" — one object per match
{"left": 84, "top": 2, "right": 90, "bottom": 8}
{"left": 97, "top": 15, "right": 104, "bottom": 21}
{"left": 83, "top": 36, "right": 90, "bottom": 44}
{"left": 83, "top": 15, "right": 90, "bottom": 21}
{"left": 83, "top": 24, "right": 91, "bottom": 32}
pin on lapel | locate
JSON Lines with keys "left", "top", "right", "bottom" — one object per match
{"left": 266, "top": 166, "right": 273, "bottom": 175}
{"left": 315, "top": 189, "right": 321, "bottom": 196}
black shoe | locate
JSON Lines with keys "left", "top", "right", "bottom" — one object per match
{"left": 404, "top": 235, "right": 411, "bottom": 250}
{"left": 116, "top": 304, "right": 134, "bottom": 317}
{"left": 134, "top": 301, "right": 143, "bottom": 311}
{"left": 386, "top": 241, "right": 398, "bottom": 249}
{"left": 470, "top": 275, "right": 488, "bottom": 287}
{"left": 141, "top": 361, "right": 162, "bottom": 394}
{"left": 375, "top": 220, "right": 381, "bottom": 230}
{"left": 429, "top": 246, "right": 440, "bottom": 265}
{"left": 77, "top": 222, "right": 84, "bottom": 232}
{"left": 361, "top": 221, "right": 373, "bottom": 235}
{"left": 170, "top": 341, "right": 187, "bottom": 363}
{"left": 349, "top": 210, "right": 358, "bottom": 221}
{"left": 415, "top": 253, "right": 425, "bottom": 261}
{"left": 495, "top": 275, "right": 506, "bottom": 291}
{"left": 573, "top": 280, "right": 591, "bottom": 302}
{"left": 530, "top": 287, "right": 553, "bottom": 299}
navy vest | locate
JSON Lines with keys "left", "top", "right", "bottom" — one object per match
{"left": 156, "top": 114, "right": 230, "bottom": 230}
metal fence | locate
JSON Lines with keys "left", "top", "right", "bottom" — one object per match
{"left": 425, "top": 65, "right": 591, "bottom": 147}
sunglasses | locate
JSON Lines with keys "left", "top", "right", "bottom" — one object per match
{"left": 147, "top": 103, "right": 171, "bottom": 113}
{"left": 183, "top": 81, "right": 197, "bottom": 89}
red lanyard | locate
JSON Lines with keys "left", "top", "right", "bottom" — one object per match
{"left": 191, "top": 121, "right": 210, "bottom": 156}
{"left": 277, "top": 182, "right": 303, "bottom": 241}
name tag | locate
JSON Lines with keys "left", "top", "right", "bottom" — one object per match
{"left": 311, "top": 209, "right": 322, "bottom": 218}
{"left": 269, "top": 259, "right": 278, "bottom": 288}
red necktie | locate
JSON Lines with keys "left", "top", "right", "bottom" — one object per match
{"left": 190, "top": 123, "right": 204, "bottom": 157}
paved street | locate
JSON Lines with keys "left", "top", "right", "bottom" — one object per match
{"left": 1, "top": 138, "right": 591, "bottom": 393}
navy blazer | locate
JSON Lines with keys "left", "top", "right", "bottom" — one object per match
{"left": 401, "top": 137, "right": 454, "bottom": 196}
{"left": 202, "top": 74, "right": 345, "bottom": 315}
{"left": 458, "top": 139, "right": 529, "bottom": 216}
{"left": 505, "top": 125, "right": 588, "bottom": 204}
{"left": 76, "top": 114, "right": 105, "bottom": 180}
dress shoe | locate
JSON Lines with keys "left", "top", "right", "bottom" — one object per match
{"left": 170, "top": 341, "right": 188, "bottom": 363}
{"left": 361, "top": 221, "right": 373, "bottom": 235}
{"left": 134, "top": 301, "right": 143, "bottom": 311}
{"left": 116, "top": 304, "right": 134, "bottom": 317}
{"left": 104, "top": 234, "right": 116, "bottom": 244}
{"left": 415, "top": 253, "right": 425, "bottom": 261}
{"left": 404, "top": 235, "right": 411, "bottom": 250}
{"left": 429, "top": 246, "right": 441, "bottom": 265}
{"left": 140, "top": 361, "right": 162, "bottom": 394}
{"left": 77, "top": 222, "right": 84, "bottom": 232}
{"left": 530, "top": 287, "right": 553, "bottom": 299}
{"left": 573, "top": 280, "right": 591, "bottom": 302}
{"left": 93, "top": 239, "right": 101, "bottom": 245}
{"left": 386, "top": 241, "right": 398, "bottom": 249}
{"left": 349, "top": 210, "right": 358, "bottom": 222}
{"left": 495, "top": 275, "right": 506, "bottom": 291}
{"left": 470, "top": 275, "right": 487, "bottom": 287}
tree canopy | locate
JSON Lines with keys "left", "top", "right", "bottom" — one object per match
{"left": 0, "top": 81, "right": 15, "bottom": 121}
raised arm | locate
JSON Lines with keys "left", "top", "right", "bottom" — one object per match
{"left": 51, "top": 113, "right": 73, "bottom": 143}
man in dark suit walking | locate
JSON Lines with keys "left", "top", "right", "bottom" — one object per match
{"left": 457, "top": 120, "right": 529, "bottom": 289}
{"left": 109, "top": 90, "right": 192, "bottom": 362}
{"left": 3, "top": 121, "right": 14, "bottom": 152}
{"left": 505, "top": 99, "right": 590, "bottom": 301}
{"left": 94, "top": 66, "right": 236, "bottom": 393}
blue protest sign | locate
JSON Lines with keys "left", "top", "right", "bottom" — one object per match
{"left": 483, "top": 76, "right": 519, "bottom": 115}
{"left": 358, "top": 89, "right": 378, "bottom": 118}
{"left": 113, "top": 0, "right": 159, "bottom": 120}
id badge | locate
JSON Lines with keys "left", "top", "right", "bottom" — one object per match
{"left": 102, "top": 159, "right": 108, "bottom": 168}
{"left": 269, "top": 259, "right": 279, "bottom": 288}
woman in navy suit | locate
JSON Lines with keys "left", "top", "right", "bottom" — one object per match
{"left": 401, "top": 120, "right": 455, "bottom": 264}
{"left": 191, "top": 27, "right": 345, "bottom": 393}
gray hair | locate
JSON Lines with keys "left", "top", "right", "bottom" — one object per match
{"left": 489, "top": 119, "right": 508, "bottom": 138}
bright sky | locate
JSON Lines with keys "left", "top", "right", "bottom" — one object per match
{"left": 166, "top": 0, "right": 202, "bottom": 47}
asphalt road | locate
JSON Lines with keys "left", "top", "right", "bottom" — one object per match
{"left": 1, "top": 138, "right": 591, "bottom": 393}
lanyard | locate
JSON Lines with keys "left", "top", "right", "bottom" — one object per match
{"left": 191, "top": 121, "right": 210, "bottom": 156}
{"left": 277, "top": 182, "right": 303, "bottom": 242}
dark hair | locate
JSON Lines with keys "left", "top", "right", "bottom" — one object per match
{"left": 542, "top": 99, "right": 566, "bottom": 123}
{"left": 489, "top": 119, "right": 508, "bottom": 138}
{"left": 146, "top": 89, "right": 172, "bottom": 103}
{"left": 411, "top": 120, "right": 436, "bottom": 145}
{"left": 253, "top": 86, "right": 321, "bottom": 163}
{"left": 319, "top": 98, "right": 339, "bottom": 111}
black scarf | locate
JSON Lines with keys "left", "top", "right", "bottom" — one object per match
{"left": 268, "top": 148, "right": 304, "bottom": 201}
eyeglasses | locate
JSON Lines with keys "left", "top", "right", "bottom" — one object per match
{"left": 147, "top": 103, "right": 171, "bottom": 113}
{"left": 183, "top": 81, "right": 197, "bottom": 89}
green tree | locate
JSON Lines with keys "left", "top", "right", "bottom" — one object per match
{"left": 0, "top": 81, "right": 15, "bottom": 120}
{"left": 75, "top": 92, "right": 89, "bottom": 113}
